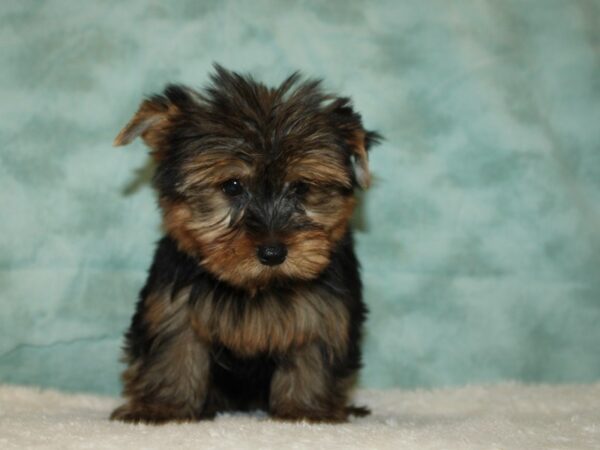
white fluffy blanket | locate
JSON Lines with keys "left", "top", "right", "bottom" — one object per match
{"left": 1, "top": 383, "right": 599, "bottom": 449}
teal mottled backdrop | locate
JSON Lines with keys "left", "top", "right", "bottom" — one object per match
{"left": 1, "top": 0, "right": 599, "bottom": 394}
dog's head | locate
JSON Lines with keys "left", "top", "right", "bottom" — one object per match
{"left": 115, "top": 65, "right": 379, "bottom": 290}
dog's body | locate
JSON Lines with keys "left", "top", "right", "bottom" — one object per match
{"left": 111, "top": 66, "right": 379, "bottom": 423}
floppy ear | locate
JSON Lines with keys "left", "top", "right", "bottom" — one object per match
{"left": 330, "top": 98, "right": 381, "bottom": 189}
{"left": 114, "top": 85, "right": 199, "bottom": 160}
{"left": 113, "top": 97, "right": 171, "bottom": 149}
{"left": 348, "top": 129, "right": 381, "bottom": 189}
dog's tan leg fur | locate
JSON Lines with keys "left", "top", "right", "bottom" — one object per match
{"left": 111, "top": 289, "right": 210, "bottom": 424}
{"left": 269, "top": 343, "right": 349, "bottom": 423}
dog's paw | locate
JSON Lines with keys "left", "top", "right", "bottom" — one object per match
{"left": 346, "top": 404, "right": 371, "bottom": 417}
{"left": 271, "top": 407, "right": 349, "bottom": 424}
{"left": 110, "top": 402, "right": 195, "bottom": 424}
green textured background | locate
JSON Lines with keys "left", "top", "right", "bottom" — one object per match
{"left": 1, "top": 0, "right": 599, "bottom": 395}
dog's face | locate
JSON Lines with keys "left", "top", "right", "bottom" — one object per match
{"left": 115, "top": 66, "right": 378, "bottom": 290}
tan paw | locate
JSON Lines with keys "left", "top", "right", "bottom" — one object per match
{"left": 110, "top": 402, "right": 196, "bottom": 424}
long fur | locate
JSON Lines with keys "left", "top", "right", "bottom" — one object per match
{"left": 111, "top": 65, "right": 380, "bottom": 423}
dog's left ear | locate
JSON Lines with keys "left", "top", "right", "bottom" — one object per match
{"left": 348, "top": 128, "right": 381, "bottom": 189}
{"left": 329, "top": 98, "right": 381, "bottom": 189}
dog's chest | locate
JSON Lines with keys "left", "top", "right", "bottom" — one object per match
{"left": 189, "top": 286, "right": 349, "bottom": 357}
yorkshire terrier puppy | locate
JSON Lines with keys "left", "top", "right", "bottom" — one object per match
{"left": 110, "top": 65, "right": 380, "bottom": 424}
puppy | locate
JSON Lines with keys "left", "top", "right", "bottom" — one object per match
{"left": 111, "top": 65, "right": 379, "bottom": 423}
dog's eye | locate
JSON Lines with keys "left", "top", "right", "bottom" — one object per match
{"left": 292, "top": 181, "right": 310, "bottom": 196}
{"left": 222, "top": 179, "right": 243, "bottom": 196}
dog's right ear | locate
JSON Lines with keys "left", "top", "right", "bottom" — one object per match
{"left": 113, "top": 97, "right": 170, "bottom": 149}
{"left": 114, "top": 85, "right": 200, "bottom": 159}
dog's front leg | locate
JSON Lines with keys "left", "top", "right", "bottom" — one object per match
{"left": 111, "top": 288, "right": 210, "bottom": 424}
{"left": 269, "top": 343, "right": 349, "bottom": 423}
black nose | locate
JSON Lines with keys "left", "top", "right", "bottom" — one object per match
{"left": 257, "top": 243, "right": 287, "bottom": 266}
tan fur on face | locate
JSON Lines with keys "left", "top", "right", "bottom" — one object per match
{"left": 179, "top": 151, "right": 255, "bottom": 194}
{"left": 116, "top": 90, "right": 362, "bottom": 291}
{"left": 303, "top": 189, "right": 356, "bottom": 244}
{"left": 286, "top": 154, "right": 352, "bottom": 188}
{"left": 160, "top": 192, "right": 354, "bottom": 290}
{"left": 191, "top": 284, "right": 350, "bottom": 358}
{"left": 153, "top": 125, "right": 358, "bottom": 290}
